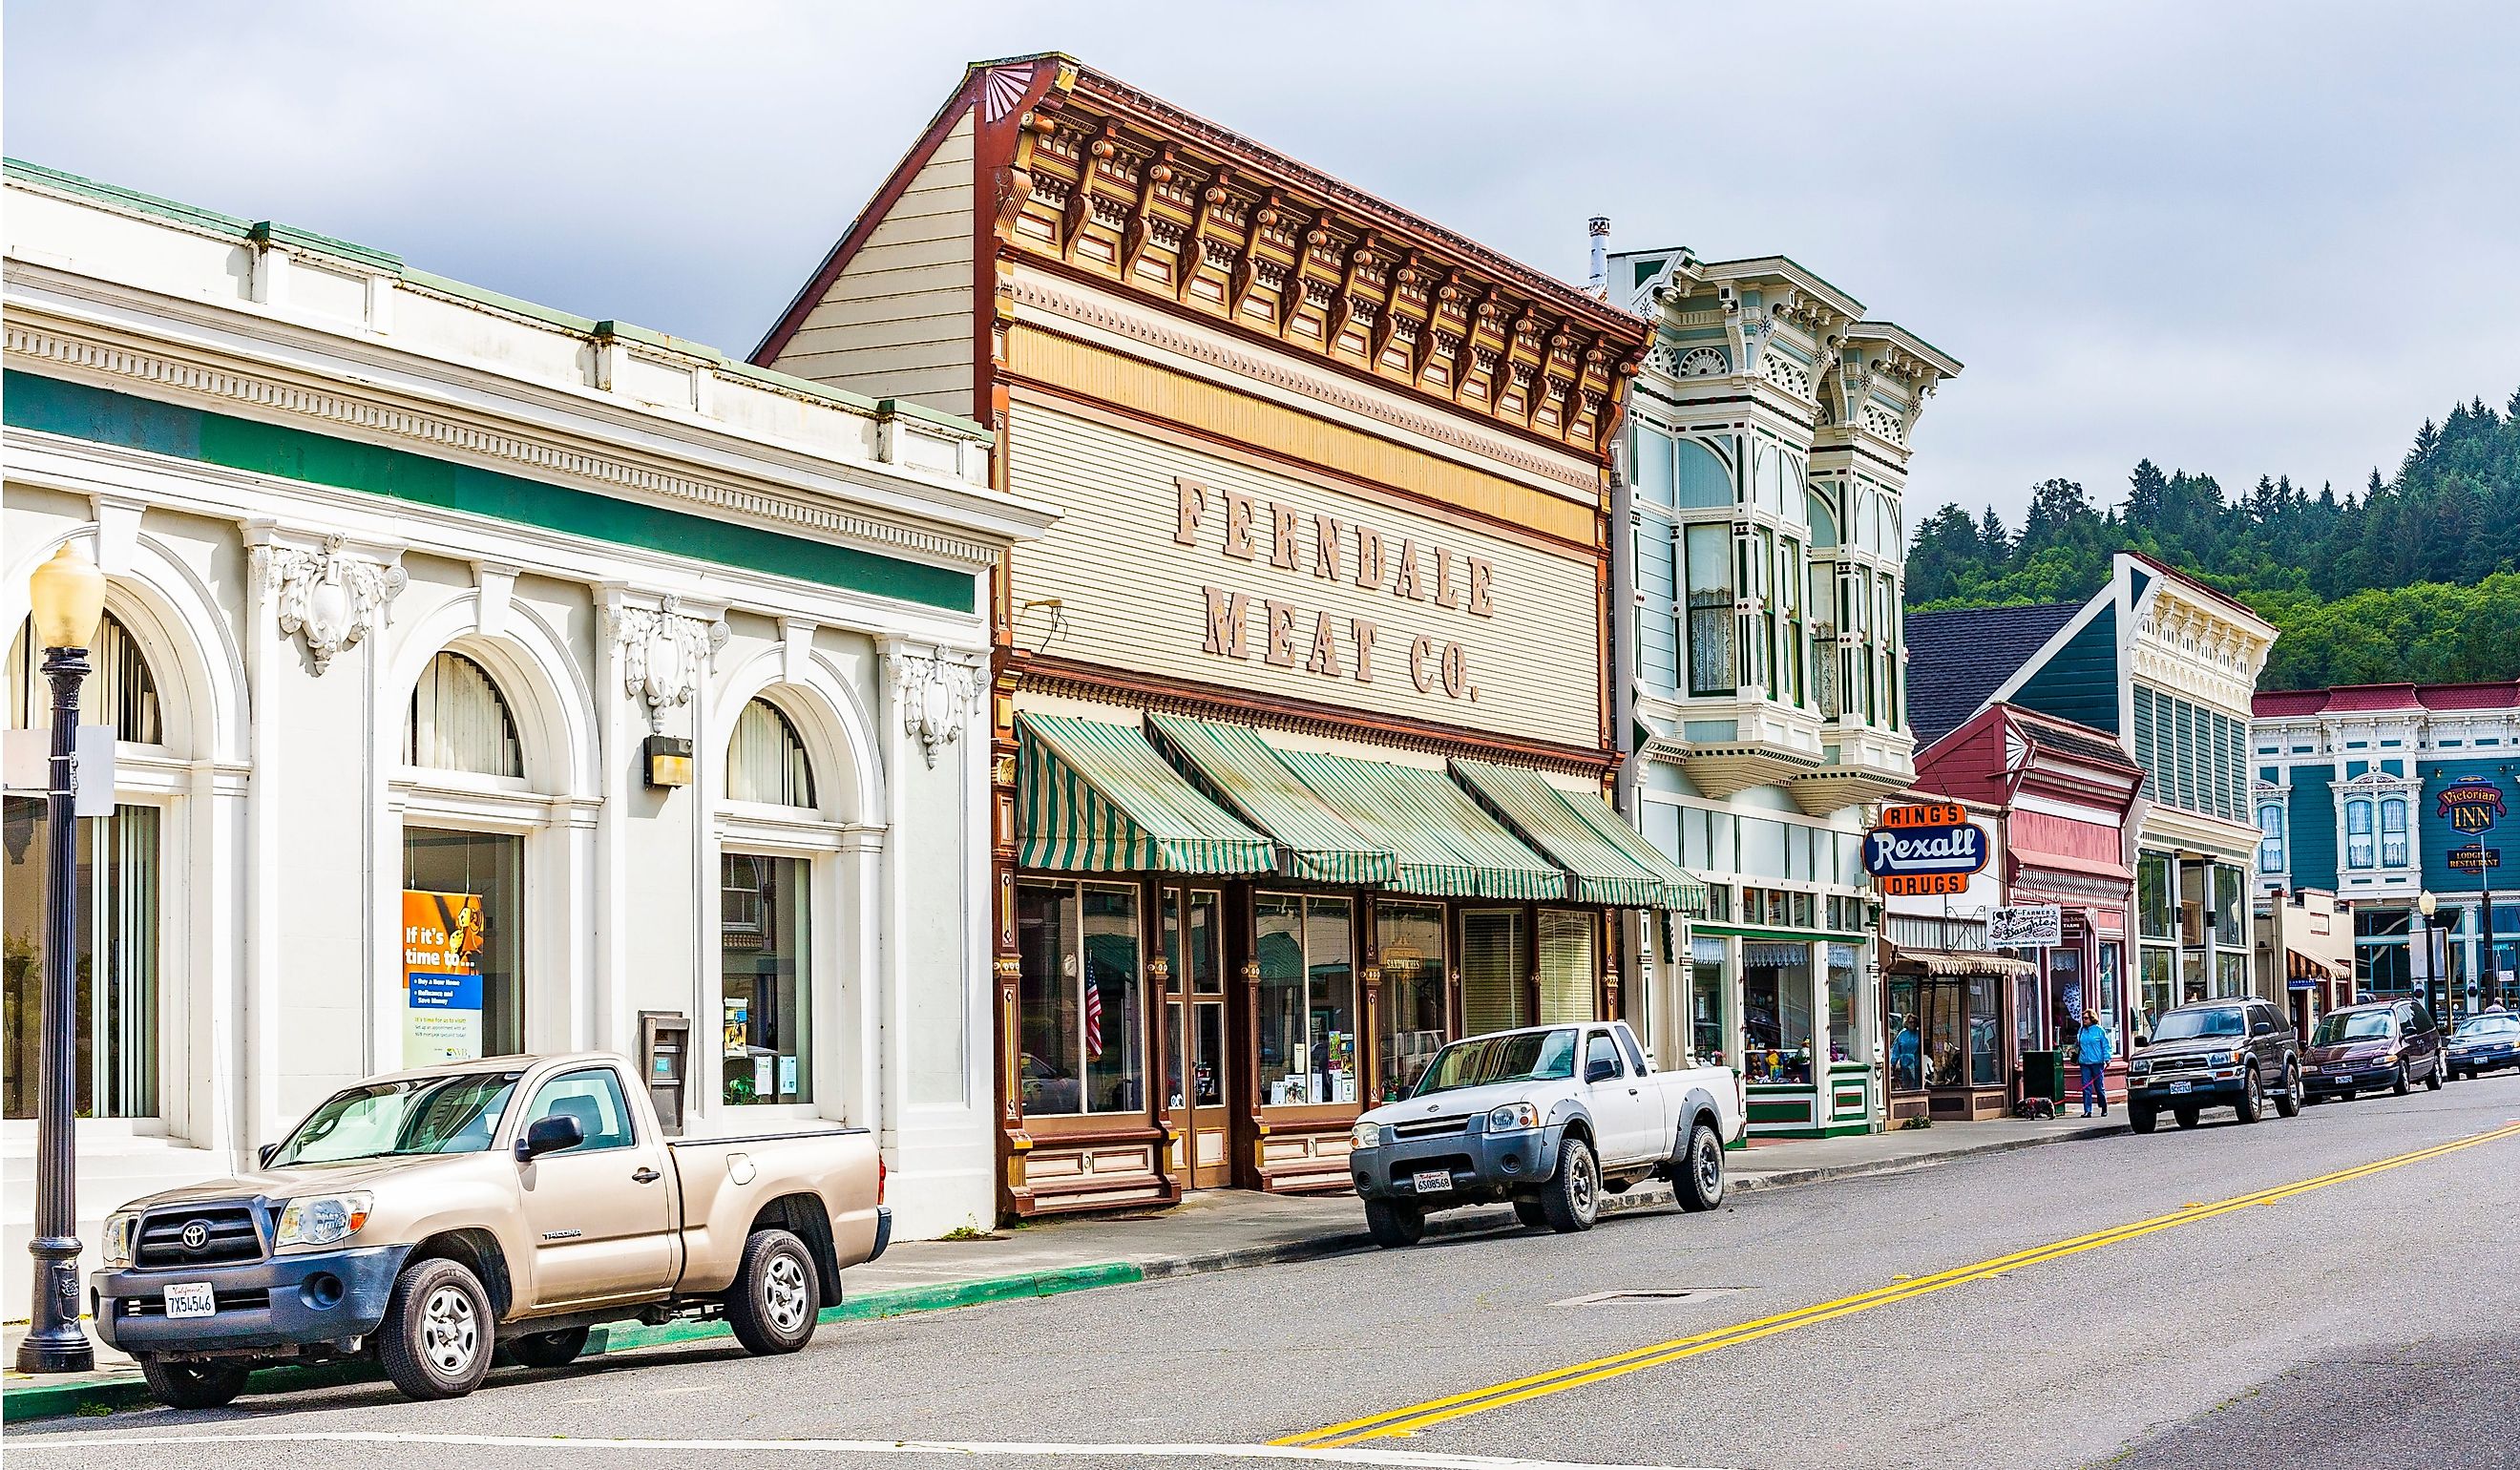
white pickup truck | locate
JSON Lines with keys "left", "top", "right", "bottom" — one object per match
{"left": 89, "top": 1052, "right": 887, "bottom": 1408}
{"left": 1344, "top": 1021, "right": 1744, "bottom": 1247}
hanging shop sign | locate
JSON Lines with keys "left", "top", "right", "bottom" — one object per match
{"left": 1990, "top": 904, "right": 2066, "bottom": 949}
{"left": 1863, "top": 802, "right": 1990, "bottom": 896}
{"left": 2439, "top": 776, "right": 2506, "bottom": 835}
{"left": 402, "top": 889, "right": 488, "bottom": 1067}
{"left": 2447, "top": 844, "right": 2501, "bottom": 874}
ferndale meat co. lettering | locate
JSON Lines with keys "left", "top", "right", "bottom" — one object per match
{"left": 1175, "top": 475, "right": 1493, "bottom": 702}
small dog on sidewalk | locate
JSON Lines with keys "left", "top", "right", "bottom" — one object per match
{"left": 2011, "top": 1097, "right": 2057, "bottom": 1121}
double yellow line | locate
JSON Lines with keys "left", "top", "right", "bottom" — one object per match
{"left": 1278, "top": 1120, "right": 2520, "bottom": 1449}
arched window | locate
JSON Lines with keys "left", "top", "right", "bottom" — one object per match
{"left": 1805, "top": 488, "right": 1840, "bottom": 549}
{"left": 727, "top": 698, "right": 816, "bottom": 808}
{"left": 404, "top": 651, "right": 521, "bottom": 777}
{"left": 2258, "top": 802, "right": 2286, "bottom": 874}
{"left": 2344, "top": 798, "right": 2374, "bottom": 870}
{"left": 2380, "top": 797, "right": 2408, "bottom": 869}
{"left": 10, "top": 611, "right": 162, "bottom": 744}
{"left": 6, "top": 608, "right": 165, "bottom": 1120}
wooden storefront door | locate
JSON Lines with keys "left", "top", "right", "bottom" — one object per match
{"left": 1162, "top": 887, "right": 1232, "bottom": 1189}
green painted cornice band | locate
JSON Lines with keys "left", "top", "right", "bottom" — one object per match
{"left": 4, "top": 371, "right": 977, "bottom": 615}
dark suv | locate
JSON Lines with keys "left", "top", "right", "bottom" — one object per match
{"left": 2127, "top": 998, "right": 2301, "bottom": 1132}
{"left": 2304, "top": 998, "right": 2446, "bottom": 1100}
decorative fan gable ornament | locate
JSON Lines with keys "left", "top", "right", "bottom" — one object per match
{"left": 1676, "top": 346, "right": 1729, "bottom": 377}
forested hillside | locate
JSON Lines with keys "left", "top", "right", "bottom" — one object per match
{"left": 1906, "top": 388, "right": 2520, "bottom": 690}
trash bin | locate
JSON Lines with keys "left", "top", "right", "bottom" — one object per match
{"left": 2020, "top": 1049, "right": 2066, "bottom": 1102}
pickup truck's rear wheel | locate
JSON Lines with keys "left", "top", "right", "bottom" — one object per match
{"left": 725, "top": 1227, "right": 820, "bottom": 1355}
{"left": 377, "top": 1256, "right": 494, "bottom": 1400}
{"left": 1363, "top": 1199, "right": 1425, "bottom": 1248}
{"left": 137, "top": 1355, "right": 252, "bottom": 1410}
{"left": 1674, "top": 1121, "right": 1726, "bottom": 1212}
{"left": 1541, "top": 1135, "right": 1601, "bottom": 1232}
{"left": 1512, "top": 1197, "right": 1549, "bottom": 1229}
{"left": 508, "top": 1325, "right": 591, "bottom": 1370}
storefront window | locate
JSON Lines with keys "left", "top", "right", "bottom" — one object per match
{"left": 1742, "top": 941, "right": 1812, "bottom": 1082}
{"left": 720, "top": 852, "right": 809, "bottom": 1105}
{"left": 2139, "top": 948, "right": 2175, "bottom": 1037}
{"left": 3, "top": 800, "right": 159, "bottom": 1119}
{"left": 2213, "top": 867, "right": 2244, "bottom": 948}
{"left": 2097, "top": 942, "right": 2124, "bottom": 1052}
{"left": 2215, "top": 951, "right": 2248, "bottom": 999}
{"left": 1016, "top": 880, "right": 1144, "bottom": 1116}
{"left": 1690, "top": 936, "right": 1727, "bottom": 1065}
{"left": 2180, "top": 950, "right": 2207, "bottom": 1006}
{"left": 1887, "top": 975, "right": 1922, "bottom": 1091}
{"left": 1160, "top": 888, "right": 1224, "bottom": 1111}
{"left": 1825, "top": 944, "right": 1858, "bottom": 1062}
{"left": 1968, "top": 976, "right": 2001, "bottom": 1087}
{"left": 1256, "top": 893, "right": 1354, "bottom": 1106}
{"left": 402, "top": 827, "right": 524, "bottom": 1064}
{"left": 1537, "top": 909, "right": 1599, "bottom": 1025}
{"left": 2048, "top": 948, "right": 2088, "bottom": 1056}
{"left": 2137, "top": 852, "right": 2173, "bottom": 939}
{"left": 1460, "top": 909, "right": 1526, "bottom": 1037}
{"left": 1376, "top": 902, "right": 1447, "bottom": 1101}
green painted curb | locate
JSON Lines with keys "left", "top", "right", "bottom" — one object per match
{"left": 1, "top": 1260, "right": 1147, "bottom": 1424}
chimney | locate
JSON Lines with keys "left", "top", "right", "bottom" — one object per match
{"left": 1586, "top": 216, "right": 1610, "bottom": 298}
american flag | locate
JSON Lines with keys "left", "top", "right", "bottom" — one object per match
{"left": 1084, "top": 980, "right": 1103, "bottom": 1060}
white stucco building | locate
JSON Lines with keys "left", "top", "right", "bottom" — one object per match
{"left": 0, "top": 159, "right": 1056, "bottom": 1312}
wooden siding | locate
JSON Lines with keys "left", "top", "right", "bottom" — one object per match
{"left": 766, "top": 109, "right": 976, "bottom": 418}
{"left": 1008, "top": 326, "right": 1597, "bottom": 547}
{"left": 2012, "top": 604, "right": 2120, "bottom": 735}
{"left": 1006, "top": 401, "right": 1603, "bottom": 751}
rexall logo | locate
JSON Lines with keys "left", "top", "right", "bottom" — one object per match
{"left": 2437, "top": 775, "right": 2506, "bottom": 836}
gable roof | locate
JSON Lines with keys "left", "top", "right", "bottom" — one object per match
{"left": 1904, "top": 602, "right": 2082, "bottom": 744}
{"left": 2007, "top": 706, "right": 2137, "bottom": 772}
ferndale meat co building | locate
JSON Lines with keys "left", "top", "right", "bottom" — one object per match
{"left": 757, "top": 56, "right": 1699, "bottom": 1215}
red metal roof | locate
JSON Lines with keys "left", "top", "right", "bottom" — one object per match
{"left": 2252, "top": 681, "right": 2520, "bottom": 717}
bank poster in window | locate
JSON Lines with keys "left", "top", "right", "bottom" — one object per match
{"left": 401, "top": 889, "right": 486, "bottom": 1066}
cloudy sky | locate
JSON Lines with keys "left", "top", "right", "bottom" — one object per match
{"left": 8, "top": 1, "right": 2515, "bottom": 524}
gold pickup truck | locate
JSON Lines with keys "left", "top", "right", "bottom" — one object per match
{"left": 89, "top": 1052, "right": 889, "bottom": 1408}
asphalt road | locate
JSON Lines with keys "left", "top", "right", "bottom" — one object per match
{"left": 16, "top": 1073, "right": 2520, "bottom": 1470}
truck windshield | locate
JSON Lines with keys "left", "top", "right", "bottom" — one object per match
{"left": 268, "top": 1070, "right": 524, "bottom": 1166}
{"left": 1413, "top": 1029, "right": 1579, "bottom": 1098}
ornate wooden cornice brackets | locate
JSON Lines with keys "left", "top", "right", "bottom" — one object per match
{"left": 998, "top": 66, "right": 1645, "bottom": 463}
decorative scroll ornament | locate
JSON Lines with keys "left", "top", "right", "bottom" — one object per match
{"left": 610, "top": 595, "right": 729, "bottom": 732}
{"left": 259, "top": 534, "right": 407, "bottom": 675}
{"left": 887, "top": 648, "right": 982, "bottom": 767}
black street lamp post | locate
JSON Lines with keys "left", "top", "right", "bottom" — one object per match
{"left": 16, "top": 543, "right": 104, "bottom": 1374}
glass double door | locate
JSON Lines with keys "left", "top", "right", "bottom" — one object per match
{"left": 1161, "top": 887, "right": 1231, "bottom": 1189}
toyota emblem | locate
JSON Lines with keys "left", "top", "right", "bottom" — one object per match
{"left": 179, "top": 1221, "right": 210, "bottom": 1251}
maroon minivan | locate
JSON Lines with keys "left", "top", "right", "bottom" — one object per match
{"left": 2302, "top": 998, "right": 2446, "bottom": 1101}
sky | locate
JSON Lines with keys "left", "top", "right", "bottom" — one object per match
{"left": 6, "top": 0, "right": 2516, "bottom": 526}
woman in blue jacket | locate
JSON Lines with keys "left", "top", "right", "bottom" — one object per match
{"left": 2075, "top": 1011, "right": 2114, "bottom": 1117}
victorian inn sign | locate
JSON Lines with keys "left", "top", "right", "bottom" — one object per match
{"left": 0, "top": 158, "right": 1055, "bottom": 1309}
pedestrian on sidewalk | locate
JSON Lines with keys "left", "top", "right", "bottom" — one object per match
{"left": 2076, "top": 1011, "right": 2113, "bottom": 1118}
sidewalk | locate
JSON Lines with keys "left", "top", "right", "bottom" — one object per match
{"left": 3, "top": 1111, "right": 2118, "bottom": 1422}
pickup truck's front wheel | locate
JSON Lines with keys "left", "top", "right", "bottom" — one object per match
{"left": 377, "top": 1256, "right": 494, "bottom": 1400}
{"left": 1363, "top": 1199, "right": 1425, "bottom": 1248}
{"left": 137, "top": 1355, "right": 252, "bottom": 1410}
{"left": 725, "top": 1227, "right": 821, "bottom": 1355}
{"left": 1673, "top": 1121, "right": 1726, "bottom": 1212}
{"left": 1541, "top": 1135, "right": 1601, "bottom": 1232}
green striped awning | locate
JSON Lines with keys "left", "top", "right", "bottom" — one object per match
{"left": 1450, "top": 758, "right": 1711, "bottom": 914}
{"left": 1144, "top": 714, "right": 1394, "bottom": 884}
{"left": 1016, "top": 714, "right": 1276, "bottom": 875}
{"left": 1270, "top": 746, "right": 1564, "bottom": 901}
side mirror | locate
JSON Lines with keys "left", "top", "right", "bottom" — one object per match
{"left": 2132, "top": 1035, "right": 2150, "bottom": 1049}
{"left": 1586, "top": 1058, "right": 1620, "bottom": 1084}
{"left": 257, "top": 1143, "right": 280, "bottom": 1167}
{"left": 516, "top": 1114, "right": 583, "bottom": 1162}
